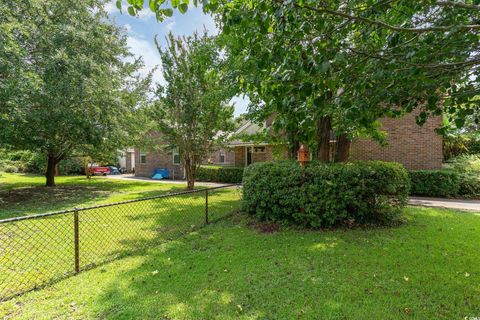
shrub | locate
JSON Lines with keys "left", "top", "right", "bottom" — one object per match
{"left": 445, "top": 154, "right": 480, "bottom": 174}
{"left": 444, "top": 133, "right": 480, "bottom": 159}
{"left": 0, "top": 159, "right": 22, "bottom": 173}
{"left": 409, "top": 170, "right": 460, "bottom": 197}
{"left": 0, "top": 150, "right": 85, "bottom": 175}
{"left": 196, "top": 166, "right": 244, "bottom": 183}
{"left": 58, "top": 158, "right": 84, "bottom": 175}
{"left": 242, "top": 161, "right": 410, "bottom": 228}
{"left": 458, "top": 176, "right": 480, "bottom": 197}
{"left": 444, "top": 155, "right": 480, "bottom": 198}
{"left": 2, "top": 164, "right": 19, "bottom": 173}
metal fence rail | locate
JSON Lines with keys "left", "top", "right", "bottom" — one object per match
{"left": 0, "top": 184, "right": 242, "bottom": 301}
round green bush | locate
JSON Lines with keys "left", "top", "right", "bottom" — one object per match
{"left": 242, "top": 161, "right": 410, "bottom": 228}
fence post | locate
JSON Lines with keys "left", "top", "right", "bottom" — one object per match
{"left": 205, "top": 189, "right": 209, "bottom": 224}
{"left": 74, "top": 208, "right": 80, "bottom": 273}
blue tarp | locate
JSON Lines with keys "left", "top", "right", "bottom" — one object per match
{"left": 152, "top": 168, "right": 169, "bottom": 180}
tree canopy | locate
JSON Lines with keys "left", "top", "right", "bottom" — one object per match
{"left": 121, "top": 0, "right": 479, "bottom": 159}
{"left": 0, "top": 0, "right": 151, "bottom": 186}
{"left": 153, "top": 32, "right": 235, "bottom": 189}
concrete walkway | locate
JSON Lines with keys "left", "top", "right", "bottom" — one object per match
{"left": 101, "top": 174, "right": 230, "bottom": 187}
{"left": 409, "top": 197, "right": 480, "bottom": 212}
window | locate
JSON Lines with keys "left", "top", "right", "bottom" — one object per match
{"left": 253, "top": 146, "right": 266, "bottom": 153}
{"left": 219, "top": 149, "right": 225, "bottom": 163}
{"left": 173, "top": 147, "right": 181, "bottom": 165}
{"left": 140, "top": 151, "right": 147, "bottom": 164}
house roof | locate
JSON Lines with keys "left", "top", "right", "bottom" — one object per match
{"left": 228, "top": 121, "right": 267, "bottom": 147}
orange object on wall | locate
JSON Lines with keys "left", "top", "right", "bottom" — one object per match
{"left": 298, "top": 144, "right": 310, "bottom": 167}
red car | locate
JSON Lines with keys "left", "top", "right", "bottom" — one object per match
{"left": 89, "top": 166, "right": 111, "bottom": 176}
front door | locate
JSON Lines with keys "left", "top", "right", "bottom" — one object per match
{"left": 246, "top": 146, "right": 252, "bottom": 166}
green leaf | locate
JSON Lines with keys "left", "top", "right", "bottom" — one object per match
{"left": 171, "top": 0, "right": 180, "bottom": 8}
{"left": 149, "top": 0, "right": 158, "bottom": 12}
{"left": 116, "top": 0, "right": 122, "bottom": 13}
{"left": 454, "top": 118, "right": 465, "bottom": 128}
{"left": 179, "top": 3, "right": 188, "bottom": 13}
{"left": 163, "top": 8, "right": 173, "bottom": 17}
{"left": 320, "top": 60, "right": 330, "bottom": 73}
{"left": 127, "top": 6, "right": 136, "bottom": 16}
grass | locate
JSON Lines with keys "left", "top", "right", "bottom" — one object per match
{"left": 0, "top": 207, "right": 479, "bottom": 319}
{"left": 0, "top": 173, "right": 187, "bottom": 219}
{"left": 0, "top": 173, "right": 241, "bottom": 300}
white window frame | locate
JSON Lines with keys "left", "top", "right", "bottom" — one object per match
{"left": 173, "top": 147, "right": 181, "bottom": 165}
{"left": 219, "top": 149, "right": 225, "bottom": 163}
{"left": 140, "top": 151, "right": 147, "bottom": 164}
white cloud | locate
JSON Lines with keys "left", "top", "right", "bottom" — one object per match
{"left": 123, "top": 23, "right": 132, "bottom": 33}
{"left": 104, "top": 1, "right": 117, "bottom": 14}
{"left": 137, "top": 9, "right": 155, "bottom": 20}
{"left": 126, "top": 36, "right": 164, "bottom": 86}
{"left": 104, "top": 0, "right": 154, "bottom": 20}
{"left": 166, "top": 17, "right": 176, "bottom": 31}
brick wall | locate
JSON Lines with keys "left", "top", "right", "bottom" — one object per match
{"left": 350, "top": 112, "right": 443, "bottom": 170}
{"left": 125, "top": 152, "right": 133, "bottom": 173}
{"left": 234, "top": 147, "right": 245, "bottom": 167}
{"left": 205, "top": 148, "right": 236, "bottom": 166}
{"left": 233, "top": 146, "right": 275, "bottom": 167}
{"left": 134, "top": 148, "right": 184, "bottom": 179}
{"left": 134, "top": 131, "right": 237, "bottom": 178}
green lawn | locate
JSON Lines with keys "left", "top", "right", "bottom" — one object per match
{"left": 0, "top": 207, "right": 479, "bottom": 319}
{"left": 0, "top": 173, "right": 186, "bottom": 219}
{"left": 0, "top": 173, "right": 241, "bottom": 300}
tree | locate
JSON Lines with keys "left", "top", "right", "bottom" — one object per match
{"left": 0, "top": 0, "right": 151, "bottom": 186}
{"left": 215, "top": 0, "right": 478, "bottom": 160}
{"left": 153, "top": 32, "right": 235, "bottom": 189}
{"left": 121, "top": 0, "right": 479, "bottom": 161}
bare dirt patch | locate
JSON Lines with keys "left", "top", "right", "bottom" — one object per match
{"left": 248, "top": 221, "right": 280, "bottom": 233}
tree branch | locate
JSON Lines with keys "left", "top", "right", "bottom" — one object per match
{"left": 289, "top": 1, "right": 480, "bottom": 33}
{"left": 435, "top": 1, "right": 480, "bottom": 11}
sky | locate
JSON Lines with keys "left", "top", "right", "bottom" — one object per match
{"left": 104, "top": 1, "right": 249, "bottom": 117}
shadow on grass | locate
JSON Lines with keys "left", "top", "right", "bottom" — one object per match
{"left": 0, "top": 186, "right": 242, "bottom": 300}
{"left": 76, "top": 187, "right": 242, "bottom": 268}
{"left": 0, "top": 176, "right": 185, "bottom": 219}
{"left": 89, "top": 207, "right": 480, "bottom": 319}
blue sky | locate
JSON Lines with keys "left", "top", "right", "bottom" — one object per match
{"left": 104, "top": 1, "right": 249, "bottom": 116}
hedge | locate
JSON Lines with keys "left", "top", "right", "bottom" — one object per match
{"left": 242, "top": 161, "right": 410, "bottom": 228}
{"left": 458, "top": 175, "right": 480, "bottom": 197}
{"left": 196, "top": 166, "right": 244, "bottom": 183}
{"left": 409, "top": 170, "right": 460, "bottom": 197}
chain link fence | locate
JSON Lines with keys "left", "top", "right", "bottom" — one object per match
{"left": 0, "top": 185, "right": 242, "bottom": 301}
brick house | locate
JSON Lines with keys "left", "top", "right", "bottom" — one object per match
{"left": 134, "top": 111, "right": 443, "bottom": 178}
{"left": 350, "top": 111, "right": 443, "bottom": 170}
{"left": 228, "top": 111, "right": 443, "bottom": 170}
{"left": 133, "top": 131, "right": 235, "bottom": 179}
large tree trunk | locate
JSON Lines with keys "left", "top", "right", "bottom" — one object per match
{"left": 45, "top": 155, "right": 59, "bottom": 187}
{"left": 335, "top": 133, "right": 351, "bottom": 162}
{"left": 184, "top": 156, "right": 196, "bottom": 190}
{"left": 315, "top": 116, "right": 332, "bottom": 162}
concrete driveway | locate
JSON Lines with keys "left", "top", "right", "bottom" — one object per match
{"left": 102, "top": 174, "right": 231, "bottom": 188}
{"left": 409, "top": 197, "right": 480, "bottom": 212}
